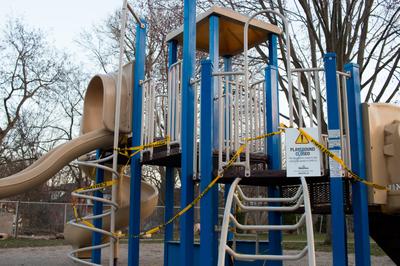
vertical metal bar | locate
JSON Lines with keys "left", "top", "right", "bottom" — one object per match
{"left": 344, "top": 63, "right": 371, "bottom": 266}
{"left": 218, "top": 76, "right": 224, "bottom": 171}
{"left": 14, "top": 201, "right": 19, "bottom": 238}
{"left": 112, "top": 2, "right": 130, "bottom": 264}
{"left": 234, "top": 76, "right": 239, "bottom": 152}
{"left": 223, "top": 56, "right": 233, "bottom": 242}
{"left": 341, "top": 76, "right": 351, "bottom": 168}
{"left": 315, "top": 71, "right": 322, "bottom": 137}
{"left": 265, "top": 33, "right": 282, "bottom": 266}
{"left": 64, "top": 203, "right": 67, "bottom": 225}
{"left": 180, "top": 0, "right": 196, "bottom": 264}
{"left": 300, "top": 176, "right": 316, "bottom": 266}
{"left": 297, "top": 73, "right": 303, "bottom": 128}
{"left": 200, "top": 59, "right": 218, "bottom": 266}
{"left": 324, "top": 53, "right": 348, "bottom": 266}
{"left": 128, "top": 19, "right": 146, "bottom": 266}
{"left": 336, "top": 74, "right": 346, "bottom": 167}
{"left": 307, "top": 72, "right": 313, "bottom": 127}
{"left": 92, "top": 149, "right": 104, "bottom": 264}
{"left": 164, "top": 40, "right": 177, "bottom": 266}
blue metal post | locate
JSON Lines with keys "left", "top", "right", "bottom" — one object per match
{"left": 164, "top": 40, "right": 177, "bottom": 266}
{"left": 265, "top": 33, "right": 282, "bottom": 266}
{"left": 223, "top": 56, "right": 232, "bottom": 202}
{"left": 210, "top": 15, "right": 220, "bottom": 149}
{"left": 324, "top": 53, "right": 347, "bottom": 266}
{"left": 344, "top": 63, "right": 371, "bottom": 266}
{"left": 180, "top": 0, "right": 196, "bottom": 265}
{"left": 91, "top": 149, "right": 104, "bottom": 264}
{"left": 128, "top": 19, "right": 147, "bottom": 266}
{"left": 200, "top": 59, "right": 218, "bottom": 266}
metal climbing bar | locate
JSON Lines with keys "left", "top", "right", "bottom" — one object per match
{"left": 217, "top": 177, "right": 316, "bottom": 266}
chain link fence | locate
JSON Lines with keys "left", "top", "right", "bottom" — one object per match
{"left": 0, "top": 201, "right": 352, "bottom": 240}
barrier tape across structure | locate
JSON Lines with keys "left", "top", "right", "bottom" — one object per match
{"left": 71, "top": 126, "right": 387, "bottom": 238}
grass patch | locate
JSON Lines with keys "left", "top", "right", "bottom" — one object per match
{"left": 0, "top": 239, "right": 68, "bottom": 249}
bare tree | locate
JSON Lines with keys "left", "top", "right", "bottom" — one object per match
{"left": 0, "top": 18, "right": 89, "bottom": 202}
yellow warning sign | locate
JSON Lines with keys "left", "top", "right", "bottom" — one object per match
{"left": 295, "top": 133, "right": 309, "bottom": 144}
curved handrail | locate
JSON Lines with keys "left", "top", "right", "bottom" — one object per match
{"left": 217, "top": 178, "right": 242, "bottom": 266}
{"left": 244, "top": 9, "right": 293, "bottom": 126}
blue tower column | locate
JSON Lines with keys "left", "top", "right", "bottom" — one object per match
{"left": 324, "top": 53, "right": 348, "bottom": 266}
{"left": 200, "top": 59, "right": 218, "bottom": 265}
{"left": 164, "top": 40, "right": 177, "bottom": 266}
{"left": 265, "top": 33, "right": 283, "bottom": 266}
{"left": 92, "top": 149, "right": 104, "bottom": 264}
{"left": 344, "top": 63, "right": 371, "bottom": 266}
{"left": 210, "top": 15, "right": 220, "bottom": 149}
{"left": 128, "top": 19, "right": 147, "bottom": 266}
{"left": 180, "top": 0, "right": 196, "bottom": 265}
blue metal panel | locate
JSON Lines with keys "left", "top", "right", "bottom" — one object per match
{"left": 324, "top": 53, "right": 347, "bottom": 266}
{"left": 344, "top": 63, "right": 371, "bottom": 266}
{"left": 91, "top": 149, "right": 104, "bottom": 264}
{"left": 167, "top": 242, "right": 201, "bottom": 266}
{"left": 168, "top": 40, "right": 178, "bottom": 66}
{"left": 164, "top": 167, "right": 175, "bottom": 266}
{"left": 180, "top": 0, "right": 196, "bottom": 265}
{"left": 164, "top": 40, "right": 178, "bottom": 266}
{"left": 128, "top": 19, "right": 147, "bottom": 266}
{"left": 265, "top": 33, "right": 282, "bottom": 266}
{"left": 210, "top": 15, "right": 220, "bottom": 149}
{"left": 200, "top": 59, "right": 218, "bottom": 266}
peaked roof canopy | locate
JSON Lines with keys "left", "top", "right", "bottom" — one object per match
{"left": 166, "top": 6, "right": 282, "bottom": 57}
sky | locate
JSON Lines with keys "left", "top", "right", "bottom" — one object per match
{"left": 0, "top": 0, "right": 122, "bottom": 70}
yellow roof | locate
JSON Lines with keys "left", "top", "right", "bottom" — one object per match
{"left": 166, "top": 6, "right": 282, "bottom": 56}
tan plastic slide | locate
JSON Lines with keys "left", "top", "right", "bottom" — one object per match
{"left": 0, "top": 128, "right": 158, "bottom": 249}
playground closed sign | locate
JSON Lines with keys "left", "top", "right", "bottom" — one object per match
{"left": 286, "top": 128, "right": 322, "bottom": 177}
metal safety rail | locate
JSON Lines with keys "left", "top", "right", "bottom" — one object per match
{"left": 68, "top": 155, "right": 119, "bottom": 266}
{"left": 141, "top": 79, "right": 168, "bottom": 159}
{"left": 218, "top": 177, "right": 316, "bottom": 265}
{"left": 141, "top": 61, "right": 201, "bottom": 175}
{"left": 67, "top": 1, "right": 142, "bottom": 265}
{"left": 166, "top": 60, "right": 182, "bottom": 154}
{"left": 215, "top": 72, "right": 266, "bottom": 176}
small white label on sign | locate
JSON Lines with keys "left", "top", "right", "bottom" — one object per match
{"left": 328, "top": 129, "right": 343, "bottom": 177}
{"left": 286, "top": 128, "right": 322, "bottom": 177}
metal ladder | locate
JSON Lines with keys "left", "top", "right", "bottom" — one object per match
{"left": 217, "top": 177, "right": 316, "bottom": 265}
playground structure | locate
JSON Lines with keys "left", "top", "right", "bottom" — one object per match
{"left": 0, "top": 0, "right": 400, "bottom": 266}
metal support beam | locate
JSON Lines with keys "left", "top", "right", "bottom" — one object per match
{"left": 223, "top": 56, "right": 233, "bottom": 243}
{"left": 180, "top": 0, "right": 196, "bottom": 265}
{"left": 324, "top": 53, "right": 348, "bottom": 266}
{"left": 210, "top": 15, "right": 220, "bottom": 149}
{"left": 164, "top": 40, "right": 178, "bottom": 266}
{"left": 344, "top": 63, "right": 371, "bottom": 266}
{"left": 128, "top": 19, "right": 147, "bottom": 266}
{"left": 265, "top": 33, "right": 283, "bottom": 266}
{"left": 92, "top": 149, "right": 104, "bottom": 264}
{"left": 200, "top": 59, "right": 218, "bottom": 266}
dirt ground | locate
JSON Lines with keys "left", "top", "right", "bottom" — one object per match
{"left": 0, "top": 242, "right": 395, "bottom": 266}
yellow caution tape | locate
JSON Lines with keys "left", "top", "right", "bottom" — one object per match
{"left": 121, "top": 130, "right": 283, "bottom": 239}
{"left": 297, "top": 127, "right": 387, "bottom": 191}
